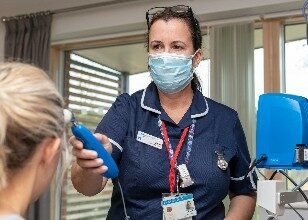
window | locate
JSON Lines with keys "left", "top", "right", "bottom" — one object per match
{"left": 128, "top": 71, "right": 151, "bottom": 95}
{"left": 284, "top": 23, "right": 308, "bottom": 191}
{"left": 285, "top": 24, "right": 308, "bottom": 98}
{"left": 254, "top": 28, "right": 264, "bottom": 109}
{"left": 61, "top": 53, "right": 124, "bottom": 220}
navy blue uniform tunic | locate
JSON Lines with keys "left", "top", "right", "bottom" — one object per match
{"left": 95, "top": 82, "right": 257, "bottom": 220}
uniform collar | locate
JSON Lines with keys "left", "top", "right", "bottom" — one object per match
{"left": 141, "top": 82, "right": 210, "bottom": 125}
{"left": 141, "top": 82, "right": 162, "bottom": 114}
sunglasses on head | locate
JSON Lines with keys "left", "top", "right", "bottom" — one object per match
{"left": 146, "top": 5, "right": 194, "bottom": 28}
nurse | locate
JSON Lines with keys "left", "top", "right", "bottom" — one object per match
{"left": 70, "top": 5, "right": 257, "bottom": 220}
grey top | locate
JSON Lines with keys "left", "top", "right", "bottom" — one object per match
{"left": 0, "top": 215, "right": 25, "bottom": 220}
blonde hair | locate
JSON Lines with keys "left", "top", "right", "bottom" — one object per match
{"left": 0, "top": 62, "right": 65, "bottom": 189}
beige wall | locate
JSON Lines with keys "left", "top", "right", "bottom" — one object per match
{"left": 0, "top": 0, "right": 303, "bottom": 60}
{"left": 50, "top": 0, "right": 302, "bottom": 43}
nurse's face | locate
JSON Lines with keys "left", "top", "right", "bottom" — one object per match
{"left": 148, "top": 19, "right": 194, "bottom": 56}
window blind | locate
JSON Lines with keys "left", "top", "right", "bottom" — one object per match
{"left": 61, "top": 53, "right": 123, "bottom": 220}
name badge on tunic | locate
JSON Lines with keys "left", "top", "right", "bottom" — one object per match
{"left": 136, "top": 131, "right": 163, "bottom": 149}
{"left": 177, "top": 164, "right": 194, "bottom": 188}
{"left": 162, "top": 193, "right": 197, "bottom": 220}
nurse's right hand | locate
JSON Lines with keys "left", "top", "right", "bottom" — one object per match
{"left": 69, "top": 133, "right": 112, "bottom": 175}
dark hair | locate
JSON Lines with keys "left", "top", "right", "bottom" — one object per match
{"left": 146, "top": 6, "right": 202, "bottom": 91}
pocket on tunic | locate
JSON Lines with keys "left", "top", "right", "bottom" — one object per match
{"left": 118, "top": 136, "right": 142, "bottom": 194}
{"left": 119, "top": 135, "right": 169, "bottom": 196}
{"left": 212, "top": 144, "right": 237, "bottom": 172}
{"left": 206, "top": 144, "right": 237, "bottom": 200}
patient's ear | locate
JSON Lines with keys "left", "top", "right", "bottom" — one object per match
{"left": 40, "top": 137, "right": 61, "bottom": 164}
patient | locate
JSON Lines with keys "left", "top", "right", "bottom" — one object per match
{"left": 0, "top": 63, "right": 68, "bottom": 220}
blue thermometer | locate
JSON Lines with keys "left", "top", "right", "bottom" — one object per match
{"left": 65, "top": 110, "right": 119, "bottom": 179}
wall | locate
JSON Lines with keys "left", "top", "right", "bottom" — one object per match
{"left": 0, "top": 0, "right": 304, "bottom": 61}
{"left": 50, "top": 0, "right": 303, "bottom": 43}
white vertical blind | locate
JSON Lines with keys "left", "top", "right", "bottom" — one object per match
{"left": 61, "top": 53, "right": 123, "bottom": 220}
{"left": 209, "top": 22, "right": 256, "bottom": 156}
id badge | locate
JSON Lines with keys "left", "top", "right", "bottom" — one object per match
{"left": 162, "top": 193, "right": 197, "bottom": 220}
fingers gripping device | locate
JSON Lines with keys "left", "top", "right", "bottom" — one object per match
{"left": 64, "top": 109, "right": 119, "bottom": 179}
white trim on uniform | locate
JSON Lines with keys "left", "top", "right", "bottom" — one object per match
{"left": 141, "top": 84, "right": 210, "bottom": 119}
{"left": 140, "top": 88, "right": 161, "bottom": 114}
{"left": 191, "top": 97, "right": 210, "bottom": 118}
{"left": 230, "top": 161, "right": 257, "bottom": 190}
{"left": 249, "top": 169, "right": 257, "bottom": 190}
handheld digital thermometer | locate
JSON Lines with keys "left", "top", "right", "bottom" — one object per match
{"left": 64, "top": 109, "right": 119, "bottom": 179}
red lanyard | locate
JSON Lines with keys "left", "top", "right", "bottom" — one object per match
{"left": 161, "top": 121, "right": 188, "bottom": 193}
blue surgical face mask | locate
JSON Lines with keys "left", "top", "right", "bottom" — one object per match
{"left": 148, "top": 51, "right": 198, "bottom": 94}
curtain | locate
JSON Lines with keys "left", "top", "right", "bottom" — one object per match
{"left": 3, "top": 12, "right": 52, "bottom": 71}
{"left": 209, "top": 22, "right": 256, "bottom": 157}
{"left": 3, "top": 12, "right": 53, "bottom": 220}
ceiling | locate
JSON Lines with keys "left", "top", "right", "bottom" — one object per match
{"left": 0, "top": 0, "right": 140, "bottom": 17}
